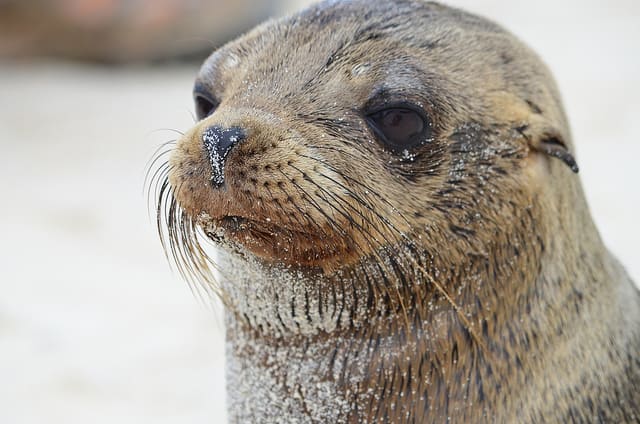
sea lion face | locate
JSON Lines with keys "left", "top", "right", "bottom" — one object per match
{"left": 164, "top": 0, "right": 578, "bottom": 275}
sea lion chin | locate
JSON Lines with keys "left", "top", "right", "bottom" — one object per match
{"left": 152, "top": 1, "right": 640, "bottom": 422}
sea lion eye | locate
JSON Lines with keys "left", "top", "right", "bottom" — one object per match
{"left": 195, "top": 93, "right": 218, "bottom": 120}
{"left": 366, "top": 106, "right": 430, "bottom": 152}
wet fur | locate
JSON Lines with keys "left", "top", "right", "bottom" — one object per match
{"left": 149, "top": 1, "right": 640, "bottom": 422}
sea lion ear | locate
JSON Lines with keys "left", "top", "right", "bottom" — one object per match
{"left": 520, "top": 119, "right": 579, "bottom": 173}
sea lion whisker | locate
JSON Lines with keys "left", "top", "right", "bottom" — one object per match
{"left": 279, "top": 169, "right": 373, "bottom": 265}
{"left": 285, "top": 164, "right": 390, "bottom": 260}
{"left": 146, "top": 163, "right": 172, "bottom": 220}
{"left": 143, "top": 144, "right": 174, "bottom": 199}
{"left": 149, "top": 152, "right": 237, "bottom": 307}
{"left": 150, "top": 128, "right": 185, "bottom": 137}
{"left": 302, "top": 168, "right": 404, "bottom": 257}
{"left": 262, "top": 185, "right": 336, "bottom": 257}
{"left": 156, "top": 176, "right": 222, "bottom": 304}
{"left": 273, "top": 179, "right": 337, "bottom": 242}
{"left": 280, "top": 169, "right": 352, "bottom": 240}
{"left": 143, "top": 139, "right": 177, "bottom": 186}
{"left": 144, "top": 149, "right": 173, "bottom": 183}
{"left": 147, "top": 137, "right": 177, "bottom": 160}
{"left": 173, "top": 204, "right": 222, "bottom": 303}
{"left": 299, "top": 153, "right": 416, "bottom": 231}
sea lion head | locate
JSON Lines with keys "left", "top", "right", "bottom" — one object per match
{"left": 157, "top": 0, "right": 583, "bottom": 302}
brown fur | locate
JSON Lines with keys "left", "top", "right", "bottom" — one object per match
{"left": 151, "top": 1, "right": 640, "bottom": 422}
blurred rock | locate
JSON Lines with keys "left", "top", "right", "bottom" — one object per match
{"left": 0, "top": 0, "right": 284, "bottom": 63}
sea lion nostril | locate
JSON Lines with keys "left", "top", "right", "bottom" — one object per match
{"left": 202, "top": 125, "right": 246, "bottom": 187}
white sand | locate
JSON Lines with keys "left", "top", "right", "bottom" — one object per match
{"left": 1, "top": 1, "right": 638, "bottom": 422}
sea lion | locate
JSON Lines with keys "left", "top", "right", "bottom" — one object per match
{"left": 151, "top": 0, "right": 640, "bottom": 422}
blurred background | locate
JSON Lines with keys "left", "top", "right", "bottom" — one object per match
{"left": 0, "top": 0, "right": 638, "bottom": 423}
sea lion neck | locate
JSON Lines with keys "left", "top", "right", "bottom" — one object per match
{"left": 219, "top": 233, "right": 541, "bottom": 423}
{"left": 215, "top": 247, "right": 404, "bottom": 337}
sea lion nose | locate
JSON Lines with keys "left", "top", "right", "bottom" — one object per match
{"left": 202, "top": 125, "right": 246, "bottom": 188}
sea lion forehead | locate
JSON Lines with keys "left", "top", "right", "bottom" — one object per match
{"left": 194, "top": 1, "right": 449, "bottom": 110}
{"left": 196, "top": 0, "right": 513, "bottom": 95}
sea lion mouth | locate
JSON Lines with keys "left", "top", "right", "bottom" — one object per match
{"left": 201, "top": 212, "right": 351, "bottom": 270}
{"left": 219, "top": 215, "right": 250, "bottom": 232}
{"left": 217, "top": 215, "right": 314, "bottom": 241}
